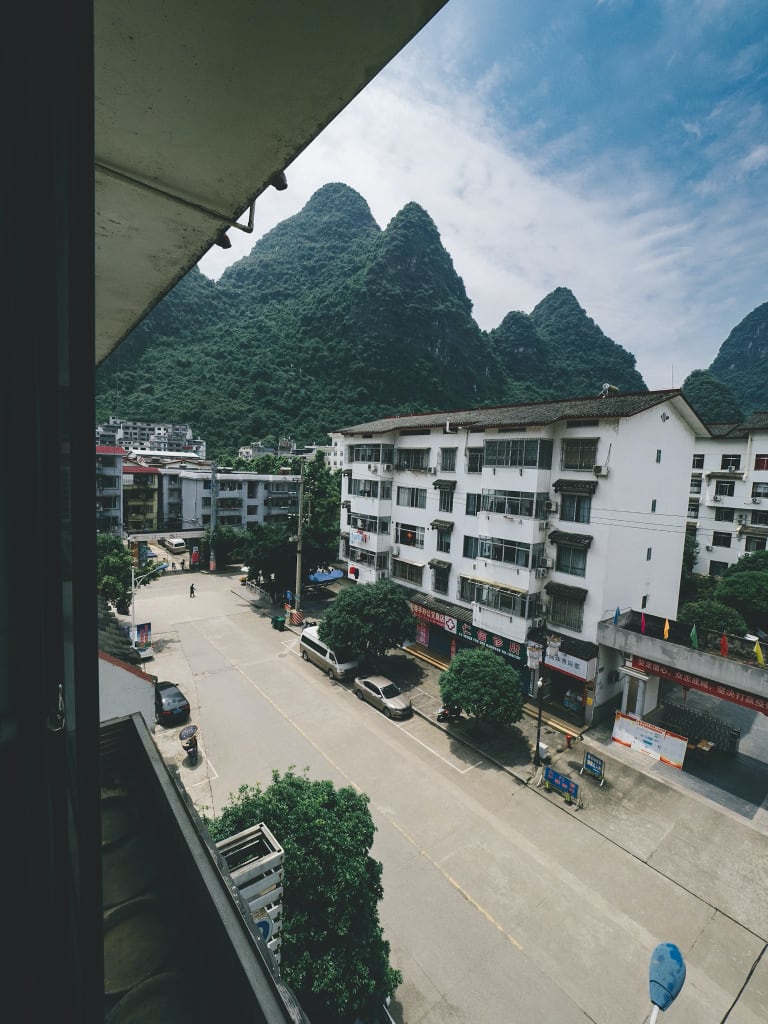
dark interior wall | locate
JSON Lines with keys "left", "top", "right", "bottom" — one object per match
{"left": 1, "top": 3, "right": 102, "bottom": 1019}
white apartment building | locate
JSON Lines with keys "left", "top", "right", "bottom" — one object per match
{"left": 336, "top": 390, "right": 708, "bottom": 724}
{"left": 96, "top": 417, "right": 206, "bottom": 458}
{"left": 689, "top": 413, "right": 768, "bottom": 576}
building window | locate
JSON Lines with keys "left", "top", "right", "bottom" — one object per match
{"left": 709, "top": 560, "right": 728, "bottom": 578}
{"left": 712, "top": 532, "right": 732, "bottom": 548}
{"left": 348, "top": 443, "right": 394, "bottom": 464}
{"left": 395, "top": 522, "right": 425, "bottom": 548}
{"left": 439, "top": 488, "right": 454, "bottom": 514}
{"left": 467, "top": 448, "right": 484, "bottom": 473}
{"left": 440, "top": 448, "right": 457, "bottom": 472}
{"left": 752, "top": 483, "right": 768, "bottom": 499}
{"left": 752, "top": 510, "right": 768, "bottom": 526}
{"left": 458, "top": 577, "right": 527, "bottom": 616}
{"left": 391, "top": 559, "right": 423, "bottom": 585}
{"left": 481, "top": 489, "right": 536, "bottom": 517}
{"left": 485, "top": 437, "right": 553, "bottom": 469}
{"left": 555, "top": 545, "right": 587, "bottom": 577}
{"left": 463, "top": 535, "right": 479, "bottom": 558}
{"left": 754, "top": 454, "right": 768, "bottom": 471}
{"left": 656, "top": 450, "right": 662, "bottom": 463}
{"left": 380, "top": 480, "right": 392, "bottom": 500}
{"left": 394, "top": 448, "right": 430, "bottom": 471}
{"left": 549, "top": 593, "right": 584, "bottom": 631}
{"left": 436, "top": 528, "right": 451, "bottom": 553}
{"left": 687, "top": 501, "right": 699, "bottom": 519}
{"left": 715, "top": 481, "right": 735, "bottom": 497}
{"left": 641, "top": 594, "right": 648, "bottom": 609}
{"left": 650, "top": 499, "right": 657, "bottom": 513}
{"left": 745, "top": 536, "right": 767, "bottom": 553}
{"left": 432, "top": 565, "right": 450, "bottom": 593}
{"left": 478, "top": 535, "right": 533, "bottom": 568}
{"left": 396, "top": 486, "right": 426, "bottom": 509}
{"left": 646, "top": 547, "right": 652, "bottom": 561}
{"left": 689, "top": 477, "right": 702, "bottom": 494}
{"left": 721, "top": 454, "right": 741, "bottom": 471}
{"left": 466, "top": 493, "right": 481, "bottom": 516}
{"left": 560, "top": 438, "right": 598, "bottom": 471}
{"left": 349, "top": 478, "right": 380, "bottom": 498}
{"left": 714, "top": 507, "right": 735, "bottom": 522}
{"left": 560, "top": 492, "right": 591, "bottom": 524}
{"left": 692, "top": 454, "right": 704, "bottom": 469}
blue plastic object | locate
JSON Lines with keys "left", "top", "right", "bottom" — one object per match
{"left": 649, "top": 943, "right": 686, "bottom": 1010}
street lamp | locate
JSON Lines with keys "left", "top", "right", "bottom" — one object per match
{"left": 648, "top": 943, "right": 686, "bottom": 1022}
{"left": 130, "top": 560, "right": 166, "bottom": 658}
{"left": 526, "top": 634, "right": 562, "bottom": 766}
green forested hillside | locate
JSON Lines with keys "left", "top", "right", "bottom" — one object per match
{"left": 95, "top": 181, "right": 766, "bottom": 457}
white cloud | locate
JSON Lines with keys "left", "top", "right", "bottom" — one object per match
{"left": 199, "top": 26, "right": 766, "bottom": 394}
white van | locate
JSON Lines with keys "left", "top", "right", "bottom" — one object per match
{"left": 162, "top": 537, "right": 187, "bottom": 555}
{"left": 299, "top": 625, "right": 360, "bottom": 681}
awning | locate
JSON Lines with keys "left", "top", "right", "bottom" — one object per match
{"left": 428, "top": 558, "right": 451, "bottom": 569}
{"left": 552, "top": 478, "right": 598, "bottom": 495}
{"left": 545, "top": 580, "right": 588, "bottom": 602}
{"left": 460, "top": 574, "right": 526, "bottom": 595}
{"left": 430, "top": 518, "right": 454, "bottom": 530}
{"left": 706, "top": 470, "right": 743, "bottom": 479}
{"left": 548, "top": 530, "right": 593, "bottom": 548}
{"left": 740, "top": 525, "right": 768, "bottom": 537}
{"left": 433, "top": 479, "right": 457, "bottom": 490}
{"left": 393, "top": 557, "right": 425, "bottom": 568}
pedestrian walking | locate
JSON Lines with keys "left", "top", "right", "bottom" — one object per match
{"left": 171, "top": 561, "right": 176, "bottom": 572}
{"left": 189, "top": 583, "right": 196, "bottom": 598}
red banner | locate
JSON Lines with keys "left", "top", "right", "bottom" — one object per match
{"left": 633, "top": 656, "right": 768, "bottom": 715}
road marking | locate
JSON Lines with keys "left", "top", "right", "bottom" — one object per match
{"left": 399, "top": 723, "right": 485, "bottom": 773}
{"left": 390, "top": 818, "right": 524, "bottom": 951}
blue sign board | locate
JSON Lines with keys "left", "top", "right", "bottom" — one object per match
{"left": 543, "top": 766, "right": 579, "bottom": 802}
{"left": 580, "top": 751, "right": 605, "bottom": 785}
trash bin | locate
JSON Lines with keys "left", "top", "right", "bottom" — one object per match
{"left": 271, "top": 616, "right": 285, "bottom": 632}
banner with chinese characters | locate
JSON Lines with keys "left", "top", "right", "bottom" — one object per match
{"left": 409, "top": 602, "right": 458, "bottom": 634}
{"left": 547, "top": 647, "right": 597, "bottom": 682}
{"left": 456, "top": 621, "right": 523, "bottom": 662}
{"left": 633, "top": 656, "right": 768, "bottom": 716}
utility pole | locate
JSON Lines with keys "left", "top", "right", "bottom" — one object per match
{"left": 209, "top": 461, "right": 218, "bottom": 571}
{"left": 294, "top": 460, "right": 305, "bottom": 616}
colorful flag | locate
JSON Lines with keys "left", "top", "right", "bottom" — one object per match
{"left": 690, "top": 623, "right": 698, "bottom": 649}
{"left": 663, "top": 619, "right": 670, "bottom": 640}
{"left": 640, "top": 612, "right": 646, "bottom": 634}
{"left": 613, "top": 606, "right": 620, "bottom": 625}
{"left": 755, "top": 640, "right": 765, "bottom": 667}
{"left": 720, "top": 633, "right": 729, "bottom": 657}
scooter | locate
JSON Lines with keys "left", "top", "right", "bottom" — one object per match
{"left": 181, "top": 733, "right": 199, "bottom": 766}
{"left": 437, "top": 704, "right": 463, "bottom": 724}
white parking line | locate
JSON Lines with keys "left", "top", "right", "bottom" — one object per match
{"left": 186, "top": 753, "right": 218, "bottom": 788}
{"left": 399, "top": 722, "right": 485, "bottom": 774}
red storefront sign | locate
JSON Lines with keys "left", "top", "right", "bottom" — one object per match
{"left": 409, "top": 603, "right": 457, "bottom": 633}
{"left": 633, "top": 656, "right": 768, "bottom": 715}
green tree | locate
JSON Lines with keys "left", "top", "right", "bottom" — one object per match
{"left": 723, "top": 549, "right": 768, "bottom": 576}
{"left": 438, "top": 648, "right": 523, "bottom": 725}
{"left": 97, "top": 534, "right": 135, "bottom": 614}
{"left": 241, "top": 524, "right": 297, "bottom": 595}
{"left": 682, "top": 369, "right": 744, "bottom": 423}
{"left": 206, "top": 769, "right": 401, "bottom": 1024}
{"left": 677, "top": 600, "right": 746, "bottom": 636}
{"left": 318, "top": 580, "right": 416, "bottom": 660}
{"left": 715, "top": 571, "right": 768, "bottom": 627}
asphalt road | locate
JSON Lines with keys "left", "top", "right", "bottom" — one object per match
{"left": 139, "top": 569, "right": 767, "bottom": 1024}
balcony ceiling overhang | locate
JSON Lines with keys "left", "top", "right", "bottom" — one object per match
{"left": 95, "top": 0, "right": 447, "bottom": 366}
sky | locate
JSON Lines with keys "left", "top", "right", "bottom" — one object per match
{"left": 197, "top": 0, "right": 768, "bottom": 392}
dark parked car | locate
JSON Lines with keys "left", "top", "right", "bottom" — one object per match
{"left": 154, "top": 680, "right": 191, "bottom": 725}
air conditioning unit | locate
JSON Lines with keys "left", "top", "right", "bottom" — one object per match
{"left": 751, "top": 497, "right": 762, "bottom": 504}
{"left": 370, "top": 464, "right": 378, "bottom": 473}
{"left": 705, "top": 544, "right": 713, "bottom": 551}
{"left": 544, "top": 500, "right": 558, "bottom": 513}
{"left": 593, "top": 465, "right": 609, "bottom": 477}
{"left": 538, "top": 521, "right": 548, "bottom": 531}
{"left": 543, "top": 557, "right": 554, "bottom": 569}
{"left": 391, "top": 546, "right": 400, "bottom": 557}
{"left": 383, "top": 464, "right": 393, "bottom": 471}
{"left": 712, "top": 495, "right": 721, "bottom": 502}
{"left": 532, "top": 617, "right": 546, "bottom": 628}
{"left": 535, "top": 568, "right": 548, "bottom": 579}
{"left": 427, "top": 466, "right": 437, "bottom": 475}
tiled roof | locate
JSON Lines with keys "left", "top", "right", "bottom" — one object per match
{"left": 337, "top": 390, "right": 687, "bottom": 435}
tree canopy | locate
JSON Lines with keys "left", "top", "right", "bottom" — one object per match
{"left": 96, "top": 533, "right": 165, "bottom": 615}
{"left": 205, "top": 769, "right": 401, "bottom": 1024}
{"left": 677, "top": 600, "right": 747, "bottom": 636}
{"left": 438, "top": 648, "right": 523, "bottom": 726}
{"left": 714, "top": 571, "right": 768, "bottom": 628}
{"left": 318, "top": 580, "right": 416, "bottom": 660}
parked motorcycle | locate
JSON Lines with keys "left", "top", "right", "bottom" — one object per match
{"left": 437, "top": 704, "right": 463, "bottom": 724}
{"left": 180, "top": 724, "right": 199, "bottom": 766}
